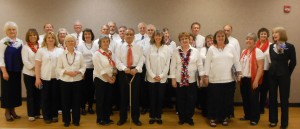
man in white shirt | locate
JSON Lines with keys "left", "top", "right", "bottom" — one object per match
{"left": 191, "top": 22, "right": 205, "bottom": 51}
{"left": 38, "top": 23, "right": 54, "bottom": 45}
{"left": 94, "top": 24, "right": 117, "bottom": 53}
{"left": 134, "top": 22, "right": 148, "bottom": 42}
{"left": 224, "top": 25, "right": 240, "bottom": 58}
{"left": 70, "top": 21, "right": 83, "bottom": 45}
{"left": 108, "top": 21, "right": 120, "bottom": 42}
{"left": 116, "top": 28, "right": 144, "bottom": 126}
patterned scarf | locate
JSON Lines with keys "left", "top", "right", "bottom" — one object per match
{"left": 179, "top": 48, "right": 192, "bottom": 87}
{"left": 98, "top": 49, "right": 116, "bottom": 67}
{"left": 256, "top": 40, "right": 269, "bottom": 52}
{"left": 27, "top": 42, "right": 39, "bottom": 53}
{"left": 240, "top": 48, "right": 263, "bottom": 86}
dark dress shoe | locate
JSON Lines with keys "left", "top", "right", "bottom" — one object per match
{"left": 44, "top": 120, "right": 52, "bottom": 124}
{"left": 88, "top": 108, "right": 95, "bottom": 114}
{"left": 107, "top": 119, "right": 114, "bottom": 124}
{"left": 280, "top": 126, "right": 287, "bottom": 129}
{"left": 239, "top": 117, "right": 250, "bottom": 121}
{"left": 64, "top": 123, "right": 70, "bottom": 127}
{"left": 178, "top": 120, "right": 184, "bottom": 125}
{"left": 117, "top": 120, "right": 126, "bottom": 126}
{"left": 140, "top": 108, "right": 148, "bottom": 114}
{"left": 6, "top": 116, "right": 14, "bottom": 122}
{"left": 133, "top": 120, "right": 142, "bottom": 126}
{"left": 11, "top": 114, "right": 21, "bottom": 119}
{"left": 269, "top": 123, "right": 277, "bottom": 127}
{"left": 157, "top": 119, "right": 163, "bottom": 124}
{"left": 81, "top": 109, "right": 87, "bottom": 115}
{"left": 149, "top": 119, "right": 155, "bottom": 124}
{"left": 187, "top": 121, "right": 194, "bottom": 126}
{"left": 73, "top": 122, "right": 80, "bottom": 126}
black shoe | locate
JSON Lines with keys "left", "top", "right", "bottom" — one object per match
{"left": 141, "top": 108, "right": 148, "bottom": 115}
{"left": 280, "top": 126, "right": 287, "bottom": 129}
{"left": 187, "top": 120, "right": 194, "bottom": 126}
{"left": 117, "top": 120, "right": 126, "bottom": 126}
{"left": 98, "top": 121, "right": 109, "bottom": 126}
{"left": 269, "top": 123, "right": 277, "bottom": 127}
{"left": 133, "top": 120, "right": 142, "bottom": 126}
{"left": 250, "top": 121, "right": 258, "bottom": 126}
{"left": 44, "top": 119, "right": 52, "bottom": 124}
{"left": 81, "top": 109, "right": 86, "bottom": 115}
{"left": 178, "top": 120, "right": 184, "bottom": 125}
{"left": 149, "top": 119, "right": 155, "bottom": 124}
{"left": 64, "top": 123, "right": 70, "bottom": 127}
{"left": 239, "top": 117, "right": 250, "bottom": 121}
{"left": 107, "top": 119, "right": 114, "bottom": 124}
{"left": 73, "top": 122, "right": 80, "bottom": 126}
{"left": 157, "top": 119, "right": 163, "bottom": 124}
{"left": 260, "top": 110, "right": 265, "bottom": 114}
{"left": 88, "top": 108, "right": 95, "bottom": 114}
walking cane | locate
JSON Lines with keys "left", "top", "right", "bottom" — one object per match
{"left": 129, "top": 75, "right": 135, "bottom": 129}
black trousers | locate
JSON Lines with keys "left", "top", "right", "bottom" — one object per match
{"left": 140, "top": 65, "right": 149, "bottom": 109}
{"left": 198, "top": 87, "right": 208, "bottom": 117}
{"left": 259, "top": 70, "right": 269, "bottom": 112}
{"left": 164, "top": 78, "right": 176, "bottom": 108}
{"left": 269, "top": 74, "right": 290, "bottom": 127}
{"left": 176, "top": 82, "right": 197, "bottom": 122}
{"left": 112, "top": 70, "right": 121, "bottom": 110}
{"left": 240, "top": 77, "right": 260, "bottom": 123}
{"left": 94, "top": 77, "right": 113, "bottom": 123}
{"left": 229, "top": 81, "right": 236, "bottom": 118}
{"left": 81, "top": 68, "right": 95, "bottom": 109}
{"left": 60, "top": 81, "right": 81, "bottom": 124}
{"left": 149, "top": 82, "right": 165, "bottom": 119}
{"left": 207, "top": 82, "right": 234, "bottom": 121}
{"left": 119, "top": 71, "right": 141, "bottom": 122}
{"left": 24, "top": 74, "right": 41, "bottom": 117}
{"left": 0, "top": 71, "right": 22, "bottom": 108}
{"left": 41, "top": 79, "right": 59, "bottom": 121}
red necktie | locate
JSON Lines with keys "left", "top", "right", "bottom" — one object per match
{"left": 127, "top": 45, "right": 133, "bottom": 67}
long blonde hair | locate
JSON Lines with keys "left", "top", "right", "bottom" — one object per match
{"left": 41, "top": 32, "right": 59, "bottom": 47}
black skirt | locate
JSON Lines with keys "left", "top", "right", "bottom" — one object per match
{"left": 1, "top": 71, "right": 22, "bottom": 108}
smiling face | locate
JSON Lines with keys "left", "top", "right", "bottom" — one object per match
{"left": 259, "top": 31, "right": 268, "bottom": 42}
{"left": 205, "top": 38, "right": 213, "bottom": 47}
{"left": 272, "top": 31, "right": 280, "bottom": 42}
{"left": 84, "top": 31, "right": 92, "bottom": 42}
{"left": 138, "top": 23, "right": 146, "bottom": 35}
{"left": 65, "top": 36, "right": 76, "bottom": 50}
{"left": 216, "top": 32, "right": 226, "bottom": 45}
{"left": 119, "top": 27, "right": 126, "bottom": 39}
{"left": 245, "top": 37, "right": 256, "bottom": 48}
{"left": 29, "top": 32, "right": 38, "bottom": 43}
{"left": 191, "top": 24, "right": 200, "bottom": 35}
{"left": 125, "top": 29, "right": 135, "bottom": 44}
{"left": 74, "top": 23, "right": 82, "bottom": 34}
{"left": 45, "top": 34, "right": 55, "bottom": 47}
{"left": 6, "top": 26, "right": 17, "bottom": 39}
{"left": 100, "top": 38, "right": 110, "bottom": 51}
{"left": 44, "top": 24, "right": 53, "bottom": 33}
{"left": 180, "top": 36, "right": 190, "bottom": 48}
{"left": 154, "top": 34, "right": 163, "bottom": 45}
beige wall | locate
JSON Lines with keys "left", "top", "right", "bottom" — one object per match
{"left": 0, "top": 0, "right": 299, "bottom": 103}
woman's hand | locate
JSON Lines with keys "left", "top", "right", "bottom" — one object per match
{"left": 35, "top": 78, "right": 43, "bottom": 89}
{"left": 2, "top": 72, "right": 9, "bottom": 81}
{"left": 171, "top": 78, "right": 177, "bottom": 88}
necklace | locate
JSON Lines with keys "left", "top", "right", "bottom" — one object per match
{"left": 66, "top": 52, "right": 76, "bottom": 66}
{"left": 85, "top": 42, "right": 92, "bottom": 50}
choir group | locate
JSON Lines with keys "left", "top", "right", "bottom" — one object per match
{"left": 0, "top": 21, "right": 296, "bottom": 129}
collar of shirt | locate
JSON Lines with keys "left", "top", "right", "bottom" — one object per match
{"left": 178, "top": 45, "right": 192, "bottom": 51}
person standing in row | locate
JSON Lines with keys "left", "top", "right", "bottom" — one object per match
{"left": 115, "top": 28, "right": 144, "bottom": 126}
{"left": 56, "top": 35, "right": 86, "bottom": 127}
{"left": 268, "top": 27, "right": 296, "bottom": 129}
{"left": 35, "top": 32, "right": 64, "bottom": 124}
{"left": 170, "top": 32, "right": 204, "bottom": 126}
{"left": 22, "top": 28, "right": 42, "bottom": 121}
{"left": 0, "top": 21, "right": 23, "bottom": 121}
{"left": 239, "top": 33, "right": 264, "bottom": 126}
{"left": 77, "top": 28, "right": 98, "bottom": 115}
{"left": 146, "top": 30, "right": 170, "bottom": 124}
{"left": 93, "top": 36, "right": 116, "bottom": 125}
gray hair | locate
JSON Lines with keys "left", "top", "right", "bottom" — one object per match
{"left": 3, "top": 21, "right": 18, "bottom": 35}
{"left": 246, "top": 33, "right": 258, "bottom": 42}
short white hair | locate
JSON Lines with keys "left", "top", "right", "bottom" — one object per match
{"left": 3, "top": 21, "right": 18, "bottom": 35}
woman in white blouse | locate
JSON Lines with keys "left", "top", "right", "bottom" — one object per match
{"left": 146, "top": 30, "right": 170, "bottom": 124}
{"left": 77, "top": 28, "right": 98, "bottom": 115}
{"left": 93, "top": 36, "right": 116, "bottom": 125}
{"left": 56, "top": 35, "right": 86, "bottom": 127}
{"left": 0, "top": 21, "right": 23, "bottom": 121}
{"left": 204, "top": 30, "right": 241, "bottom": 127}
{"left": 239, "top": 33, "right": 264, "bottom": 125}
{"left": 35, "top": 32, "right": 64, "bottom": 124}
{"left": 170, "top": 32, "right": 204, "bottom": 126}
{"left": 22, "top": 28, "right": 42, "bottom": 121}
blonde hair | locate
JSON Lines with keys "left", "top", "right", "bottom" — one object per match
{"left": 41, "top": 32, "right": 59, "bottom": 47}
{"left": 272, "top": 27, "right": 288, "bottom": 42}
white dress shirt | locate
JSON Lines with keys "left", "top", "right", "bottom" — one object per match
{"left": 93, "top": 38, "right": 118, "bottom": 54}
{"left": 56, "top": 50, "right": 86, "bottom": 82}
{"left": 0, "top": 37, "right": 23, "bottom": 67}
{"left": 77, "top": 42, "right": 98, "bottom": 68}
{"left": 146, "top": 44, "right": 170, "bottom": 83}
{"left": 71, "top": 32, "right": 83, "bottom": 44}
{"left": 204, "top": 45, "right": 241, "bottom": 83}
{"left": 166, "top": 40, "right": 177, "bottom": 57}
{"left": 93, "top": 49, "right": 115, "bottom": 82}
{"left": 195, "top": 34, "right": 205, "bottom": 51}
{"left": 21, "top": 43, "right": 39, "bottom": 76}
{"left": 228, "top": 36, "right": 241, "bottom": 59}
{"left": 134, "top": 33, "right": 149, "bottom": 42}
{"left": 240, "top": 48, "right": 264, "bottom": 77}
{"left": 38, "top": 34, "right": 45, "bottom": 45}
{"left": 109, "top": 33, "right": 120, "bottom": 42}
{"left": 115, "top": 42, "right": 145, "bottom": 73}
{"left": 35, "top": 47, "right": 64, "bottom": 80}
{"left": 134, "top": 38, "right": 150, "bottom": 57}
{"left": 258, "top": 42, "right": 272, "bottom": 70}
{"left": 169, "top": 46, "right": 204, "bottom": 83}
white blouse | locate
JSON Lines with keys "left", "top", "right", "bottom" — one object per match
{"left": 21, "top": 43, "right": 39, "bottom": 76}
{"left": 77, "top": 42, "right": 98, "bottom": 68}
{"left": 240, "top": 48, "right": 264, "bottom": 77}
{"left": 115, "top": 42, "right": 145, "bottom": 73}
{"left": 93, "top": 49, "right": 115, "bottom": 82}
{"left": 56, "top": 50, "right": 86, "bottom": 82}
{"left": 169, "top": 46, "right": 204, "bottom": 83}
{"left": 204, "top": 45, "right": 241, "bottom": 83}
{"left": 199, "top": 47, "right": 209, "bottom": 63}
{"left": 195, "top": 34, "right": 205, "bottom": 51}
{"left": 35, "top": 47, "right": 64, "bottom": 80}
{"left": 0, "top": 37, "right": 23, "bottom": 67}
{"left": 146, "top": 45, "right": 170, "bottom": 83}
